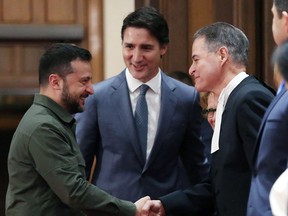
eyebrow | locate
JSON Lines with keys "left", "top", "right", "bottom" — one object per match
{"left": 80, "top": 76, "right": 92, "bottom": 81}
{"left": 192, "top": 54, "right": 198, "bottom": 59}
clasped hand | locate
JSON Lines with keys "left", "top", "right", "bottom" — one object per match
{"left": 135, "top": 197, "right": 166, "bottom": 216}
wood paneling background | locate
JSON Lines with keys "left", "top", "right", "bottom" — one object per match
{"left": 0, "top": 0, "right": 85, "bottom": 90}
{"left": 0, "top": 0, "right": 103, "bottom": 128}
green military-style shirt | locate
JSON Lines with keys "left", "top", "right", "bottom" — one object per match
{"left": 6, "top": 94, "right": 135, "bottom": 216}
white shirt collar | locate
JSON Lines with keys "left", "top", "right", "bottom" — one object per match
{"left": 211, "top": 71, "right": 249, "bottom": 154}
{"left": 125, "top": 68, "right": 161, "bottom": 93}
{"left": 218, "top": 72, "right": 249, "bottom": 107}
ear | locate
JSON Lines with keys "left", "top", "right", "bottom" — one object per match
{"left": 48, "top": 74, "right": 62, "bottom": 90}
{"left": 283, "top": 11, "right": 288, "bottom": 35}
{"left": 218, "top": 47, "right": 229, "bottom": 66}
{"left": 160, "top": 44, "right": 168, "bottom": 56}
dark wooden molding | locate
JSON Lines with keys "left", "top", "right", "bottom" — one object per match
{"left": 0, "top": 88, "right": 38, "bottom": 95}
{"left": 0, "top": 24, "right": 84, "bottom": 40}
{"left": 0, "top": 88, "right": 37, "bottom": 112}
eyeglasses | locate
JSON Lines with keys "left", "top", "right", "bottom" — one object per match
{"left": 202, "top": 108, "right": 216, "bottom": 119}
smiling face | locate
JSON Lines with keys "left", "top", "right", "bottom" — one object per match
{"left": 189, "top": 37, "right": 222, "bottom": 92}
{"left": 122, "top": 27, "right": 168, "bottom": 83}
{"left": 60, "top": 60, "right": 94, "bottom": 114}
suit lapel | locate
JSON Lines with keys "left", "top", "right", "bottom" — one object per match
{"left": 111, "top": 71, "right": 145, "bottom": 166}
{"left": 143, "top": 74, "right": 178, "bottom": 172}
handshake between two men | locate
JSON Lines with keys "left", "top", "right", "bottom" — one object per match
{"left": 135, "top": 197, "right": 165, "bottom": 216}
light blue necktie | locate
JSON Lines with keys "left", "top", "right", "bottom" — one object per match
{"left": 135, "top": 84, "right": 149, "bottom": 160}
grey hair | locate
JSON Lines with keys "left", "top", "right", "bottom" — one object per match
{"left": 193, "top": 22, "right": 249, "bottom": 67}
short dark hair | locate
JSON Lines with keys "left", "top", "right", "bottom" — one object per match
{"left": 274, "top": 0, "right": 288, "bottom": 18}
{"left": 272, "top": 39, "right": 288, "bottom": 81}
{"left": 39, "top": 43, "right": 92, "bottom": 86}
{"left": 121, "top": 6, "right": 169, "bottom": 46}
{"left": 193, "top": 22, "right": 249, "bottom": 68}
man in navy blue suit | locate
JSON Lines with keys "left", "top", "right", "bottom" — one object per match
{"left": 75, "top": 6, "right": 212, "bottom": 215}
{"left": 247, "top": 1, "right": 288, "bottom": 215}
{"left": 269, "top": 39, "right": 288, "bottom": 216}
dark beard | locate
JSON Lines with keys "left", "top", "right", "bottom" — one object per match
{"left": 61, "top": 82, "right": 83, "bottom": 114}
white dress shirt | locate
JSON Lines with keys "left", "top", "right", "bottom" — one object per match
{"left": 269, "top": 168, "right": 288, "bottom": 216}
{"left": 125, "top": 68, "right": 161, "bottom": 159}
{"left": 211, "top": 72, "right": 249, "bottom": 153}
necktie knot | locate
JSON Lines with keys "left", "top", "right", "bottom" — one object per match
{"left": 139, "top": 84, "right": 149, "bottom": 95}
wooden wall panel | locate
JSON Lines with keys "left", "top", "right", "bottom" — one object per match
{"left": 214, "top": 0, "right": 258, "bottom": 77}
{"left": 232, "top": 0, "right": 257, "bottom": 76}
{"left": 263, "top": 0, "right": 276, "bottom": 88}
{"left": 46, "top": 0, "right": 76, "bottom": 23}
{"left": 0, "top": 0, "right": 2, "bottom": 20}
{"left": 0, "top": 43, "right": 59, "bottom": 89}
{"left": 23, "top": 46, "right": 44, "bottom": 75}
{"left": 0, "top": 0, "right": 96, "bottom": 90}
{"left": 188, "top": 0, "right": 214, "bottom": 67}
{"left": 0, "top": 46, "right": 12, "bottom": 76}
{"left": 0, "top": 0, "right": 104, "bottom": 114}
{"left": 2, "top": 0, "right": 32, "bottom": 23}
{"left": 158, "top": 0, "right": 189, "bottom": 74}
{"left": 32, "top": 0, "right": 45, "bottom": 23}
{"left": 13, "top": 45, "right": 23, "bottom": 76}
{"left": 188, "top": 0, "right": 214, "bottom": 31}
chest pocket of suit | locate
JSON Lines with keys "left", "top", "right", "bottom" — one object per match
{"left": 165, "top": 122, "right": 187, "bottom": 148}
{"left": 168, "top": 114, "right": 187, "bottom": 135}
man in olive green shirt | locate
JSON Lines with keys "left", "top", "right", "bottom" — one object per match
{"left": 5, "top": 43, "right": 149, "bottom": 215}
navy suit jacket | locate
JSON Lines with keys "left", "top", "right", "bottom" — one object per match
{"left": 75, "top": 70, "right": 210, "bottom": 203}
{"left": 247, "top": 89, "right": 288, "bottom": 216}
